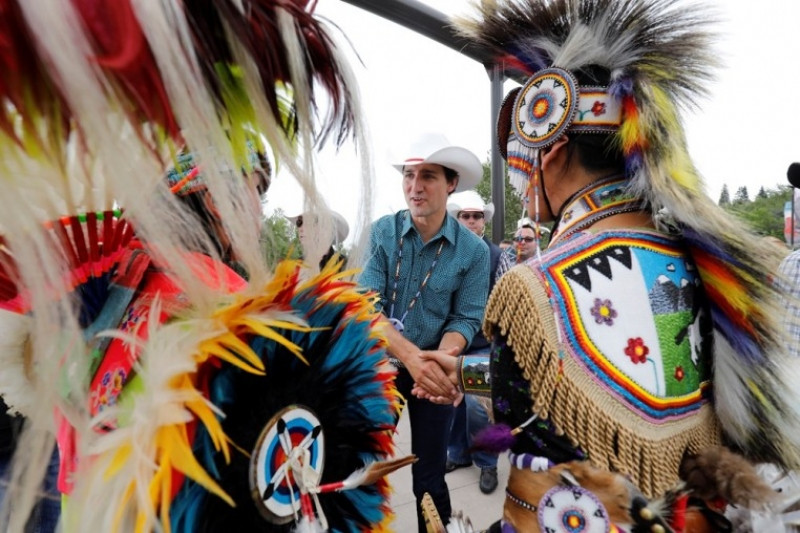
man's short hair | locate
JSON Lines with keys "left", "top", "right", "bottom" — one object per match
{"left": 442, "top": 166, "right": 459, "bottom": 184}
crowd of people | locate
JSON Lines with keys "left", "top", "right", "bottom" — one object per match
{"left": 0, "top": 0, "right": 799, "bottom": 532}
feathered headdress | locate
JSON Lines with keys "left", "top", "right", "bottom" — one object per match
{"left": 456, "top": 0, "right": 800, "bottom": 478}
{"left": 0, "top": 1, "right": 391, "bottom": 531}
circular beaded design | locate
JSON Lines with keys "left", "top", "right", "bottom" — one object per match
{"left": 513, "top": 67, "right": 579, "bottom": 148}
{"left": 537, "top": 484, "right": 610, "bottom": 533}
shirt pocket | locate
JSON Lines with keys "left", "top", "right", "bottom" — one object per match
{"left": 422, "top": 274, "right": 461, "bottom": 319}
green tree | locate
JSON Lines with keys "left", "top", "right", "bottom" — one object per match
{"left": 260, "top": 208, "right": 301, "bottom": 267}
{"left": 724, "top": 184, "right": 791, "bottom": 239}
{"left": 733, "top": 186, "right": 750, "bottom": 205}
{"left": 475, "top": 159, "right": 524, "bottom": 241}
{"left": 718, "top": 184, "right": 730, "bottom": 206}
{"left": 757, "top": 186, "right": 768, "bottom": 200}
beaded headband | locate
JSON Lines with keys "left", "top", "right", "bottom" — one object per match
{"left": 499, "top": 67, "right": 622, "bottom": 157}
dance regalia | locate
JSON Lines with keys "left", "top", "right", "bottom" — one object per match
{"left": 457, "top": 178, "right": 726, "bottom": 531}
{"left": 0, "top": 2, "right": 406, "bottom": 531}
{"left": 450, "top": 0, "right": 800, "bottom": 530}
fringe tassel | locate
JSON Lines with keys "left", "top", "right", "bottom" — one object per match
{"left": 485, "top": 265, "right": 722, "bottom": 498}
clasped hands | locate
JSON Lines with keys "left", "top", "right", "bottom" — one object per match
{"left": 407, "top": 347, "right": 462, "bottom": 406}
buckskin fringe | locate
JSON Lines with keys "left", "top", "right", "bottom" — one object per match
{"left": 484, "top": 264, "right": 722, "bottom": 497}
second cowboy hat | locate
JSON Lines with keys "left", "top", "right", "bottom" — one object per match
{"left": 392, "top": 133, "right": 482, "bottom": 193}
{"left": 446, "top": 190, "right": 495, "bottom": 220}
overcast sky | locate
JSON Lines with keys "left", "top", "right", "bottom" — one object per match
{"left": 267, "top": 0, "right": 800, "bottom": 242}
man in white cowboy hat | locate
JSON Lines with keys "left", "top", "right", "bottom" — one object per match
{"left": 288, "top": 209, "right": 350, "bottom": 270}
{"left": 444, "top": 190, "right": 511, "bottom": 494}
{"left": 360, "top": 133, "right": 489, "bottom": 532}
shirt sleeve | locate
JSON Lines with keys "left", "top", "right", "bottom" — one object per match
{"left": 495, "top": 249, "right": 512, "bottom": 282}
{"left": 444, "top": 241, "right": 490, "bottom": 344}
{"left": 778, "top": 251, "right": 800, "bottom": 358}
{"left": 358, "top": 221, "right": 388, "bottom": 313}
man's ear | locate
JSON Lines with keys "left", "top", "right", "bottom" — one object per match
{"left": 448, "top": 177, "right": 458, "bottom": 195}
{"left": 541, "top": 135, "right": 570, "bottom": 173}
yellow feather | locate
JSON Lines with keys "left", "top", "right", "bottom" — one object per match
{"left": 114, "top": 482, "right": 135, "bottom": 532}
{"left": 197, "top": 342, "right": 266, "bottom": 374}
{"left": 186, "top": 397, "right": 231, "bottom": 463}
{"left": 104, "top": 444, "right": 132, "bottom": 481}
{"left": 234, "top": 317, "right": 309, "bottom": 364}
{"left": 158, "top": 425, "right": 235, "bottom": 506}
{"left": 211, "top": 331, "right": 265, "bottom": 371}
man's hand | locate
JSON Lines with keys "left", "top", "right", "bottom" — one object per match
{"left": 405, "top": 346, "right": 459, "bottom": 400}
{"left": 410, "top": 348, "right": 463, "bottom": 405}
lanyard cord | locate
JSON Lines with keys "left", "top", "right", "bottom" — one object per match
{"left": 388, "top": 234, "right": 445, "bottom": 328}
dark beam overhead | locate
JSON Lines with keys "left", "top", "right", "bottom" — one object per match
{"left": 340, "top": 0, "right": 496, "bottom": 67}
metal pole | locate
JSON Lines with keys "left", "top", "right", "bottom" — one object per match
{"left": 488, "top": 64, "right": 505, "bottom": 244}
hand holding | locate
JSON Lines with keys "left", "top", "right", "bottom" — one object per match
{"left": 409, "top": 346, "right": 462, "bottom": 405}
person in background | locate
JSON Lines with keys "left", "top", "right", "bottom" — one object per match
{"left": 444, "top": 190, "right": 510, "bottom": 494}
{"left": 512, "top": 223, "right": 537, "bottom": 263}
{"left": 499, "top": 239, "right": 513, "bottom": 252}
{"left": 289, "top": 209, "right": 349, "bottom": 270}
{"left": 359, "top": 133, "right": 489, "bottom": 533}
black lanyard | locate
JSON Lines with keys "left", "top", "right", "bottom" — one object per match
{"left": 387, "top": 232, "right": 445, "bottom": 332}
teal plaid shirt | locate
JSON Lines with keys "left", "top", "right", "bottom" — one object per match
{"left": 360, "top": 210, "right": 489, "bottom": 350}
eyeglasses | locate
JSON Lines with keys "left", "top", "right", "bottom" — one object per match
{"left": 514, "top": 236, "right": 535, "bottom": 243}
{"left": 458, "top": 212, "right": 485, "bottom": 220}
{"left": 295, "top": 216, "right": 303, "bottom": 228}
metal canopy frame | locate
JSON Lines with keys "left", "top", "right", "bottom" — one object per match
{"left": 341, "top": 0, "right": 509, "bottom": 243}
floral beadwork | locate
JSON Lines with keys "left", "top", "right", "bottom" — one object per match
{"left": 591, "top": 101, "right": 606, "bottom": 116}
{"left": 624, "top": 337, "right": 649, "bottom": 364}
{"left": 590, "top": 298, "right": 617, "bottom": 325}
{"left": 120, "top": 304, "right": 146, "bottom": 332}
{"left": 91, "top": 367, "right": 128, "bottom": 414}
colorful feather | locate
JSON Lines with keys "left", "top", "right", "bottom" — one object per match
{"left": 454, "top": 0, "right": 800, "bottom": 475}
{"left": 0, "top": 1, "right": 379, "bottom": 531}
{"left": 170, "top": 260, "right": 400, "bottom": 533}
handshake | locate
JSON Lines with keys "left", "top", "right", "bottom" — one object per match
{"left": 408, "top": 347, "right": 464, "bottom": 406}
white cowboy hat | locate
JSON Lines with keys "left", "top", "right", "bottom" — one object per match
{"left": 392, "top": 133, "right": 482, "bottom": 192}
{"left": 446, "top": 190, "right": 495, "bottom": 220}
{"left": 288, "top": 210, "right": 350, "bottom": 245}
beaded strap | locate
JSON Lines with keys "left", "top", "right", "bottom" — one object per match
{"left": 505, "top": 488, "right": 538, "bottom": 514}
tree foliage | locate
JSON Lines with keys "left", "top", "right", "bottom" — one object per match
{"left": 260, "top": 208, "right": 301, "bottom": 267}
{"left": 723, "top": 184, "right": 791, "bottom": 240}
{"left": 718, "top": 184, "right": 730, "bottom": 206}
{"left": 733, "top": 185, "right": 749, "bottom": 204}
{"left": 475, "top": 160, "right": 525, "bottom": 242}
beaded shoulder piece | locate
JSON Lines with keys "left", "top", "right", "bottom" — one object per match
{"left": 484, "top": 229, "right": 722, "bottom": 497}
